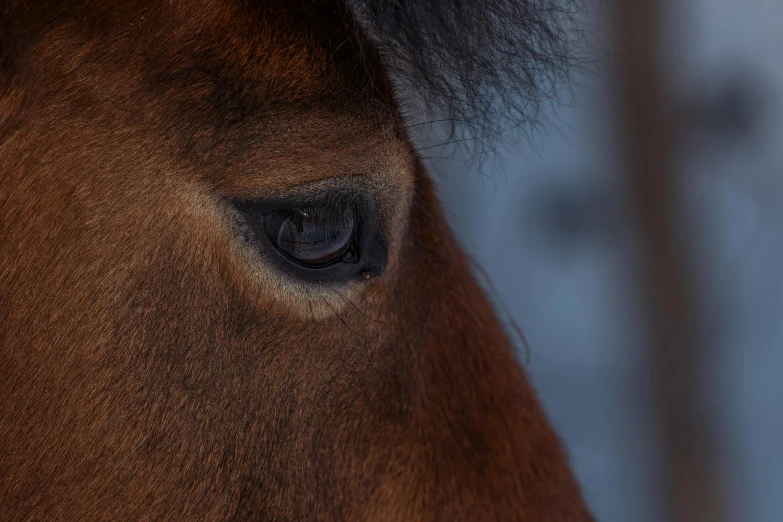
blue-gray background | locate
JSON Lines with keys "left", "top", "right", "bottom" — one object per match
{"left": 424, "top": 1, "right": 783, "bottom": 520}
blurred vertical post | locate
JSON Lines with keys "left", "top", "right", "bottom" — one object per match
{"left": 611, "top": 0, "right": 727, "bottom": 521}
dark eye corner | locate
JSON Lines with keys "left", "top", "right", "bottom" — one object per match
{"left": 232, "top": 190, "right": 387, "bottom": 285}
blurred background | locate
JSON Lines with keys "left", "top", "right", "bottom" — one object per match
{"left": 413, "top": 0, "right": 783, "bottom": 521}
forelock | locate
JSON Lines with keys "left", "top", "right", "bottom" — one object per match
{"left": 345, "top": 0, "right": 591, "bottom": 154}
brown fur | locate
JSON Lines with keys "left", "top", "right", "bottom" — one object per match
{"left": 0, "top": 1, "right": 594, "bottom": 520}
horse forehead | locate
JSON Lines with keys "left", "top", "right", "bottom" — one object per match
{"left": 23, "top": 0, "right": 391, "bottom": 109}
{"left": 142, "top": 5, "right": 407, "bottom": 192}
{"left": 147, "top": 0, "right": 390, "bottom": 101}
{"left": 151, "top": 3, "right": 399, "bottom": 145}
{"left": 13, "top": 0, "right": 408, "bottom": 190}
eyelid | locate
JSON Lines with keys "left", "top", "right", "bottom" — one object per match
{"left": 230, "top": 186, "right": 387, "bottom": 285}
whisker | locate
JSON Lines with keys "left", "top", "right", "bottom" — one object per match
{"left": 107, "top": 432, "right": 151, "bottom": 479}
{"left": 320, "top": 296, "right": 369, "bottom": 342}
{"left": 471, "top": 261, "right": 531, "bottom": 365}
{"left": 330, "top": 288, "right": 386, "bottom": 325}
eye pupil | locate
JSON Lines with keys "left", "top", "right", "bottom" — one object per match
{"left": 265, "top": 206, "right": 356, "bottom": 267}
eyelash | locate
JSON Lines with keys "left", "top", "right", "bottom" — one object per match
{"left": 232, "top": 190, "right": 387, "bottom": 285}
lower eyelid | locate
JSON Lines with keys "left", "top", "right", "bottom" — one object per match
{"left": 230, "top": 190, "right": 387, "bottom": 285}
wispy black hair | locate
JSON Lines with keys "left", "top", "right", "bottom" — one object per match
{"left": 346, "top": 0, "right": 589, "bottom": 153}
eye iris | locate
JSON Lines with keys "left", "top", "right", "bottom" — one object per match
{"left": 264, "top": 207, "right": 355, "bottom": 267}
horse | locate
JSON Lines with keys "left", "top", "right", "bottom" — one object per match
{"left": 0, "top": 1, "right": 594, "bottom": 519}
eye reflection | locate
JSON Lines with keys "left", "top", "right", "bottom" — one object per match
{"left": 264, "top": 206, "right": 357, "bottom": 267}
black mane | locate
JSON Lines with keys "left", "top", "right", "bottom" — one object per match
{"left": 347, "top": 0, "right": 588, "bottom": 148}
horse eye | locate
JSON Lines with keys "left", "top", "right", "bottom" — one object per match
{"left": 263, "top": 206, "right": 357, "bottom": 267}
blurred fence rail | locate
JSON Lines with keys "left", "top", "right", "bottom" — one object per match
{"left": 612, "top": 0, "right": 728, "bottom": 520}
